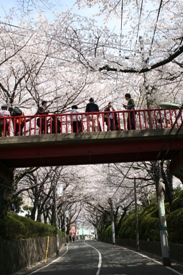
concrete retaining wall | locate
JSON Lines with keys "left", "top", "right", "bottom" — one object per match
{"left": 0, "top": 236, "right": 67, "bottom": 275}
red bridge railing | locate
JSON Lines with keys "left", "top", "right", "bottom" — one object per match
{"left": 0, "top": 108, "right": 182, "bottom": 137}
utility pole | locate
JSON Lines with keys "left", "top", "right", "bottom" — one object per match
{"left": 133, "top": 164, "right": 171, "bottom": 265}
{"left": 53, "top": 181, "right": 59, "bottom": 256}
{"left": 134, "top": 177, "right": 140, "bottom": 252}
{"left": 108, "top": 198, "right": 116, "bottom": 245}
{"left": 64, "top": 213, "right": 67, "bottom": 242}
{"left": 154, "top": 162, "right": 171, "bottom": 266}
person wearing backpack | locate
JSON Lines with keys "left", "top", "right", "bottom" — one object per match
{"left": 11, "top": 106, "right": 25, "bottom": 136}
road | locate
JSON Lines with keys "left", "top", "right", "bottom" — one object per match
{"left": 16, "top": 240, "right": 183, "bottom": 275}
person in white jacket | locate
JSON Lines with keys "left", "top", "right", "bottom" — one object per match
{"left": 0, "top": 105, "right": 10, "bottom": 137}
{"left": 70, "top": 105, "right": 82, "bottom": 133}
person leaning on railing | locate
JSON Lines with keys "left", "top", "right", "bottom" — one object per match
{"left": 0, "top": 105, "right": 10, "bottom": 137}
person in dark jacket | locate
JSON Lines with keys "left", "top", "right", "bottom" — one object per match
{"left": 123, "top": 93, "right": 136, "bottom": 130}
{"left": 85, "top": 98, "right": 100, "bottom": 131}
{"left": 85, "top": 97, "right": 99, "bottom": 113}
{"left": 11, "top": 106, "right": 25, "bottom": 136}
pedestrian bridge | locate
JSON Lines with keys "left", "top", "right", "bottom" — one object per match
{"left": 0, "top": 108, "right": 183, "bottom": 182}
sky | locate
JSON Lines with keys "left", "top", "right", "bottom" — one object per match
{"left": 0, "top": 0, "right": 158, "bottom": 52}
{"left": 0, "top": 0, "right": 120, "bottom": 32}
{"left": 0, "top": 0, "right": 76, "bottom": 13}
{"left": 0, "top": 0, "right": 100, "bottom": 22}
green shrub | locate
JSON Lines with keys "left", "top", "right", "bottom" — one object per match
{"left": 99, "top": 225, "right": 112, "bottom": 239}
{"left": 139, "top": 214, "right": 159, "bottom": 241}
{"left": 0, "top": 212, "right": 63, "bottom": 240}
{"left": 118, "top": 213, "right": 135, "bottom": 239}
{"left": 117, "top": 191, "right": 183, "bottom": 244}
{"left": 167, "top": 208, "right": 183, "bottom": 243}
{"left": 138, "top": 204, "right": 159, "bottom": 241}
{"left": 172, "top": 190, "right": 183, "bottom": 210}
{"left": 105, "top": 225, "right": 112, "bottom": 238}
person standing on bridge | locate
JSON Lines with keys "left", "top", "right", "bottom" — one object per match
{"left": 0, "top": 105, "right": 10, "bottom": 137}
{"left": 123, "top": 93, "right": 136, "bottom": 130}
{"left": 15, "top": 112, "right": 25, "bottom": 136}
{"left": 70, "top": 105, "right": 83, "bottom": 133}
{"left": 36, "top": 101, "right": 49, "bottom": 134}
{"left": 104, "top": 102, "right": 119, "bottom": 131}
{"left": 85, "top": 97, "right": 101, "bottom": 132}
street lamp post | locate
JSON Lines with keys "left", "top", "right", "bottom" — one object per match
{"left": 134, "top": 177, "right": 140, "bottom": 252}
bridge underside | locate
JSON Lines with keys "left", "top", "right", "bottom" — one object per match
{"left": 0, "top": 129, "right": 183, "bottom": 177}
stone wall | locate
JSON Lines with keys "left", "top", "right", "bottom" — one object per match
{"left": 0, "top": 236, "right": 67, "bottom": 275}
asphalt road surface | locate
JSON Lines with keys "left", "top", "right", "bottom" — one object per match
{"left": 16, "top": 240, "right": 183, "bottom": 275}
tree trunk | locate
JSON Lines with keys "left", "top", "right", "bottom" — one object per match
{"left": 0, "top": 185, "right": 13, "bottom": 238}
{"left": 0, "top": 166, "right": 14, "bottom": 238}
{"left": 31, "top": 205, "right": 37, "bottom": 220}
{"left": 161, "top": 160, "right": 173, "bottom": 210}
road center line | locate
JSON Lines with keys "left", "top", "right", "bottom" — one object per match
{"left": 84, "top": 241, "right": 102, "bottom": 275}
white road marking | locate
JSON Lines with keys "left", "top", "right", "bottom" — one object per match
{"left": 84, "top": 241, "right": 102, "bottom": 275}
{"left": 166, "top": 267, "right": 183, "bottom": 275}
{"left": 122, "top": 247, "right": 183, "bottom": 275}
{"left": 27, "top": 243, "right": 70, "bottom": 275}
{"left": 26, "top": 241, "right": 183, "bottom": 275}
